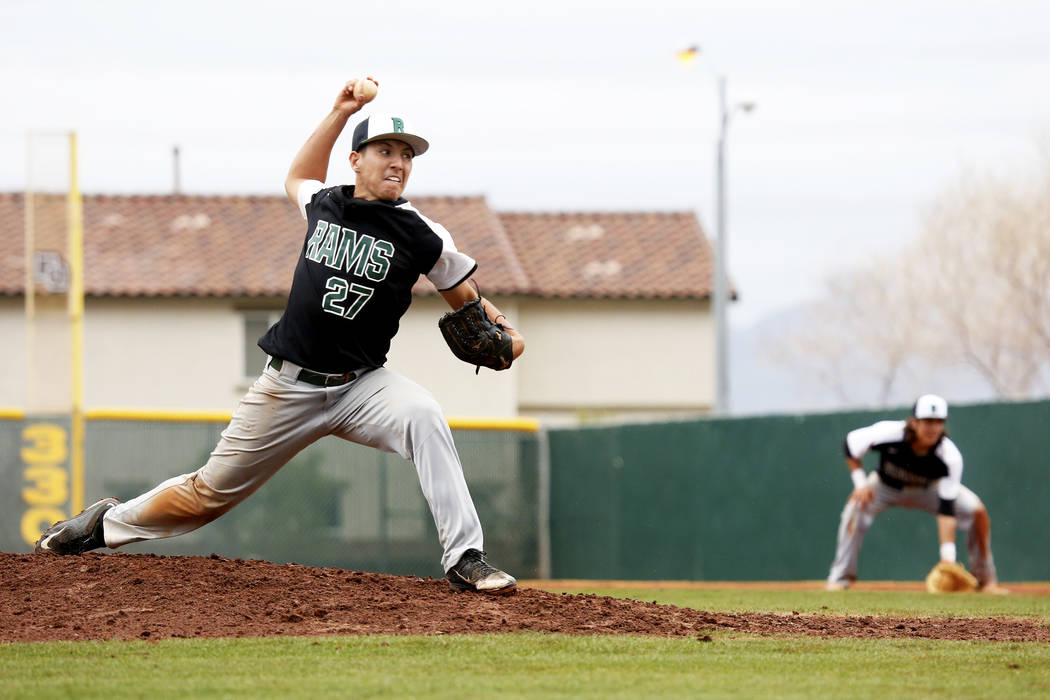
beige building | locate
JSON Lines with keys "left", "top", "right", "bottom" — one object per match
{"left": 0, "top": 192, "right": 718, "bottom": 425}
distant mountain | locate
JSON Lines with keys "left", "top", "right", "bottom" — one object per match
{"left": 728, "top": 306, "right": 842, "bottom": 416}
{"left": 728, "top": 306, "right": 1007, "bottom": 416}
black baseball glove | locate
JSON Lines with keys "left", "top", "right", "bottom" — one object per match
{"left": 438, "top": 298, "right": 514, "bottom": 373}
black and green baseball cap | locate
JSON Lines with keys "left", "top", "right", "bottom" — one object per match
{"left": 352, "top": 114, "right": 429, "bottom": 156}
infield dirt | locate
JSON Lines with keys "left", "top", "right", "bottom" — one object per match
{"left": 2, "top": 552, "right": 1047, "bottom": 643}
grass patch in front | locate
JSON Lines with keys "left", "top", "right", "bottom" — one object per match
{"left": 2, "top": 633, "right": 1049, "bottom": 699}
{"left": 535, "top": 586, "right": 1050, "bottom": 619}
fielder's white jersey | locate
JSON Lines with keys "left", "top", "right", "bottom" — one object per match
{"left": 844, "top": 420, "right": 963, "bottom": 503}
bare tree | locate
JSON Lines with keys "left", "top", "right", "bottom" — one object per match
{"left": 915, "top": 160, "right": 1050, "bottom": 397}
{"left": 778, "top": 149, "right": 1050, "bottom": 405}
{"left": 772, "top": 252, "right": 930, "bottom": 408}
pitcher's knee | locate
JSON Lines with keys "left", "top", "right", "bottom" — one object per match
{"left": 139, "top": 473, "right": 237, "bottom": 529}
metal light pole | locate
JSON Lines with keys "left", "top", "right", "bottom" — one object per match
{"left": 712, "top": 74, "right": 754, "bottom": 415}
{"left": 679, "top": 45, "right": 752, "bottom": 415}
{"left": 714, "top": 75, "right": 729, "bottom": 415}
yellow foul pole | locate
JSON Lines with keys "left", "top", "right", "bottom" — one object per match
{"left": 68, "top": 131, "right": 85, "bottom": 513}
{"left": 24, "top": 137, "right": 36, "bottom": 409}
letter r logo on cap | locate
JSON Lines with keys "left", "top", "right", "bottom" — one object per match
{"left": 392, "top": 118, "right": 404, "bottom": 133}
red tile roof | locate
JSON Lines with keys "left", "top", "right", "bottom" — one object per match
{"left": 498, "top": 211, "right": 714, "bottom": 299}
{"left": 406, "top": 195, "right": 529, "bottom": 296}
{"left": 0, "top": 192, "right": 714, "bottom": 299}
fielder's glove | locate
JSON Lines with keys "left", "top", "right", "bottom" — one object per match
{"left": 925, "top": 560, "right": 978, "bottom": 593}
{"left": 438, "top": 298, "right": 514, "bottom": 373}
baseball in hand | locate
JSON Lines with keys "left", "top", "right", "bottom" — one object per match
{"left": 354, "top": 77, "right": 378, "bottom": 103}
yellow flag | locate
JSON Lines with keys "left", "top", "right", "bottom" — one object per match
{"left": 676, "top": 45, "right": 699, "bottom": 64}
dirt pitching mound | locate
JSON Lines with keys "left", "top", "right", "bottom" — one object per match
{"left": 2, "top": 552, "right": 1046, "bottom": 643}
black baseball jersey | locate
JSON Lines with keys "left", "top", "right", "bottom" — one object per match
{"left": 259, "top": 182, "right": 476, "bottom": 373}
{"left": 843, "top": 420, "right": 963, "bottom": 506}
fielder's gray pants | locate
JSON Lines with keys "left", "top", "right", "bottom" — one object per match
{"left": 827, "top": 472, "right": 997, "bottom": 587}
{"left": 102, "top": 360, "right": 484, "bottom": 573}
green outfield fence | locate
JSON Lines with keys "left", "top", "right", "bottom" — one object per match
{"left": 548, "top": 398, "right": 1050, "bottom": 582}
{"left": 3, "top": 399, "right": 1048, "bottom": 581}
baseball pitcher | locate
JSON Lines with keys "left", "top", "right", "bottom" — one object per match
{"left": 35, "top": 79, "right": 523, "bottom": 595}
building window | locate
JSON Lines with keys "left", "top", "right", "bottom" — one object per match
{"left": 242, "top": 311, "right": 282, "bottom": 381}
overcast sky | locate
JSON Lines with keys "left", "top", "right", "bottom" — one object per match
{"left": 3, "top": 0, "right": 1049, "bottom": 328}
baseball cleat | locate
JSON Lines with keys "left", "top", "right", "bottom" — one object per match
{"left": 824, "top": 581, "right": 850, "bottom": 591}
{"left": 446, "top": 549, "right": 517, "bottom": 594}
{"left": 34, "top": 498, "right": 119, "bottom": 555}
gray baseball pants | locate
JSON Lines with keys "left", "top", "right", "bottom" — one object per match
{"left": 101, "top": 359, "right": 484, "bottom": 573}
{"left": 827, "top": 471, "right": 998, "bottom": 587}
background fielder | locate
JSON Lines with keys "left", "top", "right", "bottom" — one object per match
{"left": 826, "top": 394, "right": 1007, "bottom": 593}
{"left": 36, "top": 78, "right": 524, "bottom": 595}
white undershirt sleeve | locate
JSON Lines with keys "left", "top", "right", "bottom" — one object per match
{"left": 399, "top": 203, "right": 477, "bottom": 290}
{"left": 296, "top": 180, "right": 326, "bottom": 219}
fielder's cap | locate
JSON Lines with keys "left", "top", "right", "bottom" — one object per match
{"left": 351, "top": 114, "right": 429, "bottom": 156}
{"left": 913, "top": 394, "right": 949, "bottom": 420}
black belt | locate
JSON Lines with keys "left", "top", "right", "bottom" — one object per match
{"left": 268, "top": 357, "right": 361, "bottom": 387}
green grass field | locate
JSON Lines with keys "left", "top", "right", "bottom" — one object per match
{"left": 543, "top": 585, "right": 1050, "bottom": 618}
{"left": 3, "top": 586, "right": 1048, "bottom": 699}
